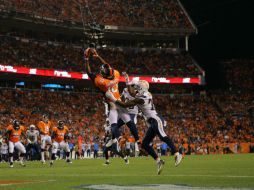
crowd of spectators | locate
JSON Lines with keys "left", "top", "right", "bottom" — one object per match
{"left": 0, "top": 88, "right": 253, "bottom": 159}
{"left": 0, "top": 35, "right": 202, "bottom": 77}
{"left": 1, "top": 0, "right": 193, "bottom": 29}
{"left": 222, "top": 59, "right": 254, "bottom": 90}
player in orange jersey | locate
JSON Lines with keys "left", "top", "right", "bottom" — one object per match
{"left": 50, "top": 120, "right": 72, "bottom": 166}
{"left": 84, "top": 48, "right": 139, "bottom": 149}
{"left": 5, "top": 120, "right": 26, "bottom": 168}
{"left": 37, "top": 114, "right": 52, "bottom": 164}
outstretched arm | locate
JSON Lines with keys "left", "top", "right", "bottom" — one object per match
{"left": 84, "top": 48, "right": 92, "bottom": 75}
{"left": 84, "top": 48, "right": 96, "bottom": 81}
{"left": 122, "top": 72, "right": 133, "bottom": 93}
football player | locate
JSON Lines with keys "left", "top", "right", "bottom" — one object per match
{"left": 5, "top": 120, "right": 26, "bottom": 167}
{"left": 105, "top": 80, "right": 183, "bottom": 175}
{"left": 116, "top": 72, "right": 140, "bottom": 152}
{"left": 37, "top": 114, "right": 52, "bottom": 164}
{"left": 84, "top": 48, "right": 139, "bottom": 146}
{"left": 50, "top": 120, "right": 72, "bottom": 166}
{"left": 26, "top": 124, "right": 40, "bottom": 160}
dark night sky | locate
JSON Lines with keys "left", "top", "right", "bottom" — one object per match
{"left": 180, "top": 0, "right": 254, "bottom": 87}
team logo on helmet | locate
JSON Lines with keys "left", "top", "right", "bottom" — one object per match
{"left": 100, "top": 64, "right": 114, "bottom": 79}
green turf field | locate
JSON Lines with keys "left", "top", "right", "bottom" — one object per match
{"left": 0, "top": 154, "right": 254, "bottom": 190}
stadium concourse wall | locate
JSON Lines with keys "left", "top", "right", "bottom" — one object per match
{"left": 0, "top": 64, "right": 203, "bottom": 85}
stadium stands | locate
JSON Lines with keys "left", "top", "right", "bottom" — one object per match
{"left": 0, "top": 88, "right": 253, "bottom": 158}
{"left": 0, "top": 35, "right": 202, "bottom": 77}
{"left": 222, "top": 59, "right": 254, "bottom": 90}
{"left": 1, "top": 0, "right": 193, "bottom": 29}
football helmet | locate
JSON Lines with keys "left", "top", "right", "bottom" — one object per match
{"left": 42, "top": 114, "right": 49, "bottom": 122}
{"left": 29, "top": 124, "right": 36, "bottom": 131}
{"left": 57, "top": 120, "right": 64, "bottom": 130}
{"left": 100, "top": 64, "right": 114, "bottom": 79}
{"left": 133, "top": 80, "right": 149, "bottom": 95}
{"left": 13, "top": 120, "right": 20, "bottom": 130}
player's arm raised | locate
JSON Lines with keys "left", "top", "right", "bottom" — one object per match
{"left": 84, "top": 48, "right": 92, "bottom": 74}
{"left": 84, "top": 48, "right": 98, "bottom": 83}
{"left": 122, "top": 71, "right": 134, "bottom": 93}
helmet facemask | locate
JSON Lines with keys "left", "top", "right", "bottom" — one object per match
{"left": 100, "top": 64, "right": 114, "bottom": 79}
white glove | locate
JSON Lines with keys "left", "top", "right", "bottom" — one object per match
{"left": 122, "top": 71, "right": 130, "bottom": 84}
{"left": 27, "top": 139, "right": 32, "bottom": 144}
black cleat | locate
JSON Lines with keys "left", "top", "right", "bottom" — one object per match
{"left": 124, "top": 156, "right": 129, "bottom": 165}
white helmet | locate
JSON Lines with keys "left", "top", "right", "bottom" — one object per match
{"left": 134, "top": 80, "right": 149, "bottom": 95}
{"left": 29, "top": 124, "right": 36, "bottom": 130}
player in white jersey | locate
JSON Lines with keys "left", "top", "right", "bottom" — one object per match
{"left": 114, "top": 72, "right": 140, "bottom": 152}
{"left": 104, "top": 72, "right": 140, "bottom": 149}
{"left": 106, "top": 79, "right": 183, "bottom": 175}
{"left": 0, "top": 137, "right": 8, "bottom": 162}
{"left": 26, "top": 125, "right": 40, "bottom": 160}
{"left": 121, "top": 87, "right": 139, "bottom": 123}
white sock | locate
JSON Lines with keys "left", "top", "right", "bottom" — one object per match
{"left": 41, "top": 152, "right": 45, "bottom": 162}
{"left": 156, "top": 158, "right": 161, "bottom": 164}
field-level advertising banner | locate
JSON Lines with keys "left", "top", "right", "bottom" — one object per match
{"left": 0, "top": 64, "right": 201, "bottom": 84}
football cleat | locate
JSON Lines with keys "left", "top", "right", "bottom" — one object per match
{"left": 124, "top": 156, "right": 129, "bottom": 165}
{"left": 103, "top": 160, "right": 110, "bottom": 166}
{"left": 9, "top": 162, "right": 14, "bottom": 168}
{"left": 66, "top": 159, "right": 72, "bottom": 164}
{"left": 157, "top": 160, "right": 165, "bottom": 175}
{"left": 41, "top": 160, "right": 46, "bottom": 165}
{"left": 49, "top": 161, "right": 53, "bottom": 167}
{"left": 20, "top": 162, "right": 26, "bottom": 167}
{"left": 175, "top": 153, "right": 183, "bottom": 167}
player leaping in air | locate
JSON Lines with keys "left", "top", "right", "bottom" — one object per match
{"left": 84, "top": 47, "right": 139, "bottom": 164}
{"left": 105, "top": 79, "right": 183, "bottom": 175}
